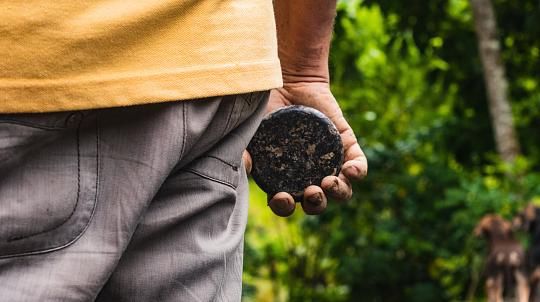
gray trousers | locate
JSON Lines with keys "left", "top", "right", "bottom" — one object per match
{"left": 0, "top": 91, "right": 269, "bottom": 301}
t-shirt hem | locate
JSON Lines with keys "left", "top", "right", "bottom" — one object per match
{"left": 0, "top": 61, "right": 283, "bottom": 113}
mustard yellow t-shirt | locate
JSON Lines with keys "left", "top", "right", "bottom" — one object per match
{"left": 0, "top": 1, "right": 283, "bottom": 113}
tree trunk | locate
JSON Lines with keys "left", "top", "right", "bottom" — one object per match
{"left": 470, "top": 0, "right": 521, "bottom": 162}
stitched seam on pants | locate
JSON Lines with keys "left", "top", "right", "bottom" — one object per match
{"left": 0, "top": 120, "right": 67, "bottom": 130}
{"left": 6, "top": 118, "right": 83, "bottom": 242}
{"left": 206, "top": 155, "right": 238, "bottom": 171}
{"left": 179, "top": 102, "right": 187, "bottom": 159}
{"left": 185, "top": 169, "right": 236, "bottom": 189}
{"left": 0, "top": 115, "right": 100, "bottom": 258}
{"left": 60, "top": 114, "right": 101, "bottom": 253}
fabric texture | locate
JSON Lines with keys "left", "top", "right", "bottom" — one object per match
{"left": 0, "top": 1, "right": 282, "bottom": 113}
{"left": 0, "top": 91, "right": 269, "bottom": 301}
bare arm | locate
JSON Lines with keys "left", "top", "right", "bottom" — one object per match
{"left": 246, "top": 0, "right": 368, "bottom": 216}
{"left": 273, "top": 0, "right": 335, "bottom": 84}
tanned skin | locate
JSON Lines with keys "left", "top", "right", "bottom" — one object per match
{"left": 243, "top": 0, "right": 368, "bottom": 216}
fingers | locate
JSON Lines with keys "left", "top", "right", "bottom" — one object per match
{"left": 340, "top": 129, "right": 368, "bottom": 181}
{"left": 268, "top": 173, "right": 351, "bottom": 217}
{"left": 301, "top": 185, "right": 328, "bottom": 215}
{"left": 268, "top": 192, "right": 296, "bottom": 217}
{"left": 262, "top": 85, "right": 368, "bottom": 217}
{"left": 242, "top": 150, "right": 252, "bottom": 174}
{"left": 321, "top": 174, "right": 353, "bottom": 202}
{"left": 268, "top": 186, "right": 329, "bottom": 216}
{"left": 265, "top": 146, "right": 366, "bottom": 217}
{"left": 341, "top": 156, "right": 368, "bottom": 182}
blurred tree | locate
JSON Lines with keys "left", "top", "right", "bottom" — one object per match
{"left": 470, "top": 0, "right": 521, "bottom": 162}
{"left": 243, "top": 1, "right": 540, "bottom": 301}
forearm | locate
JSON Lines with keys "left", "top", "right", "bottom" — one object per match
{"left": 273, "top": 0, "right": 337, "bottom": 83}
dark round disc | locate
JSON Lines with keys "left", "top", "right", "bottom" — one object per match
{"left": 247, "top": 105, "right": 344, "bottom": 201}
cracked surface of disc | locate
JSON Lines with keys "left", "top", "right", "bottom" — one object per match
{"left": 247, "top": 105, "right": 344, "bottom": 201}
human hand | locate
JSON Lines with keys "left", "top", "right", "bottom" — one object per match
{"left": 243, "top": 81, "right": 368, "bottom": 216}
{"left": 244, "top": 0, "right": 366, "bottom": 216}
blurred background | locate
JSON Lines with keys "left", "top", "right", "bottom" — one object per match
{"left": 242, "top": 0, "right": 540, "bottom": 301}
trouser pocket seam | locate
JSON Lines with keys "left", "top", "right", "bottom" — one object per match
{"left": 6, "top": 120, "right": 83, "bottom": 242}
{"left": 0, "top": 114, "right": 100, "bottom": 259}
{"left": 185, "top": 169, "right": 237, "bottom": 190}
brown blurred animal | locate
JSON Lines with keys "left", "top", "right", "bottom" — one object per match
{"left": 474, "top": 214, "right": 529, "bottom": 302}
{"left": 514, "top": 203, "right": 540, "bottom": 302}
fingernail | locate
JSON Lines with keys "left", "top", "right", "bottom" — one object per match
{"left": 345, "top": 166, "right": 359, "bottom": 177}
{"left": 271, "top": 199, "right": 291, "bottom": 211}
{"left": 330, "top": 179, "right": 339, "bottom": 193}
{"left": 307, "top": 193, "right": 323, "bottom": 206}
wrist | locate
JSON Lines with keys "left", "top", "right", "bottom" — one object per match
{"left": 273, "top": 0, "right": 336, "bottom": 85}
{"left": 277, "top": 32, "right": 331, "bottom": 84}
{"left": 279, "top": 56, "right": 330, "bottom": 85}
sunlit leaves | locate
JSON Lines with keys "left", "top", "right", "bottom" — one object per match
{"left": 243, "top": 0, "right": 540, "bottom": 301}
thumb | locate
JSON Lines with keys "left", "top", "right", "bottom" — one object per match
{"left": 242, "top": 150, "right": 253, "bottom": 174}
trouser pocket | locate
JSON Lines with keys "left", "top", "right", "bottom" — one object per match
{"left": 0, "top": 112, "right": 99, "bottom": 258}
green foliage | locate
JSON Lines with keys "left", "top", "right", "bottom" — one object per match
{"left": 243, "top": 1, "right": 540, "bottom": 301}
